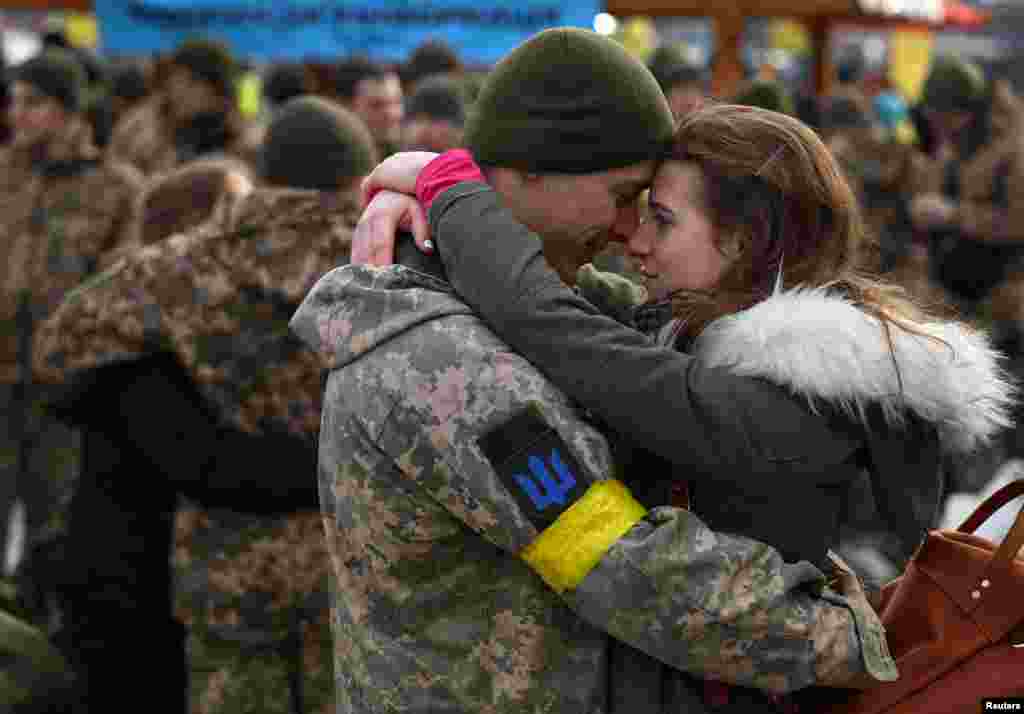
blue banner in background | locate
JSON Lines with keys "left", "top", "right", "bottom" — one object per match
{"left": 94, "top": 0, "right": 601, "bottom": 64}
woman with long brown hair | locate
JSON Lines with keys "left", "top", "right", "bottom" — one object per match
{"left": 350, "top": 103, "right": 1015, "bottom": 710}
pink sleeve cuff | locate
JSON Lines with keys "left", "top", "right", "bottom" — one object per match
{"left": 415, "top": 149, "right": 486, "bottom": 214}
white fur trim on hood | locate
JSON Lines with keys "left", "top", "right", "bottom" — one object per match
{"left": 692, "top": 287, "right": 1017, "bottom": 454}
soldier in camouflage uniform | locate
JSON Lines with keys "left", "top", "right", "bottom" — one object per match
{"left": 108, "top": 38, "right": 260, "bottom": 178}
{"left": 0, "top": 49, "right": 141, "bottom": 596}
{"left": 907, "top": 56, "right": 1024, "bottom": 456}
{"left": 32, "top": 96, "right": 375, "bottom": 713}
{"left": 291, "top": 30, "right": 899, "bottom": 714}
{"left": 818, "top": 96, "right": 940, "bottom": 306}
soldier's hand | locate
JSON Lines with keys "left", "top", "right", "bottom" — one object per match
{"left": 360, "top": 151, "right": 439, "bottom": 208}
{"left": 352, "top": 190, "right": 430, "bottom": 266}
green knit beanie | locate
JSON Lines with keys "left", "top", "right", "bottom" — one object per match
{"left": 732, "top": 80, "right": 795, "bottom": 116}
{"left": 465, "top": 28, "right": 675, "bottom": 174}
{"left": 406, "top": 74, "right": 466, "bottom": 125}
{"left": 647, "top": 44, "right": 703, "bottom": 92}
{"left": 170, "top": 38, "right": 237, "bottom": 99}
{"left": 260, "top": 96, "right": 378, "bottom": 191}
{"left": 921, "top": 54, "right": 986, "bottom": 113}
{"left": 14, "top": 49, "right": 86, "bottom": 113}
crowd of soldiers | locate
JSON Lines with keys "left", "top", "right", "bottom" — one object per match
{"left": 0, "top": 25, "right": 1021, "bottom": 714}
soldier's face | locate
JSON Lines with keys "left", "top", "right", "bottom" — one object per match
{"left": 667, "top": 83, "right": 707, "bottom": 119}
{"left": 165, "top": 67, "right": 225, "bottom": 122}
{"left": 9, "top": 81, "right": 67, "bottom": 150}
{"left": 351, "top": 75, "right": 404, "bottom": 147}
{"left": 501, "top": 162, "right": 654, "bottom": 283}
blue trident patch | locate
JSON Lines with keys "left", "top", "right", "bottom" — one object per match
{"left": 514, "top": 450, "right": 578, "bottom": 512}
{"left": 477, "top": 408, "right": 589, "bottom": 529}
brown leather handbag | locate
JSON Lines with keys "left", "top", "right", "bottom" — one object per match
{"left": 823, "top": 479, "right": 1024, "bottom": 714}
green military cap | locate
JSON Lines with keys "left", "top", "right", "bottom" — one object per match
{"left": 170, "top": 37, "right": 237, "bottom": 98}
{"left": 646, "top": 43, "right": 703, "bottom": 92}
{"left": 465, "top": 27, "right": 675, "bottom": 174}
{"left": 259, "top": 95, "right": 378, "bottom": 191}
{"left": 921, "top": 54, "right": 986, "bottom": 113}
{"left": 13, "top": 48, "right": 86, "bottom": 113}
{"left": 406, "top": 74, "right": 467, "bottom": 126}
{"left": 732, "top": 79, "right": 796, "bottom": 116}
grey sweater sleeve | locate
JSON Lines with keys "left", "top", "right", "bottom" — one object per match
{"left": 428, "top": 184, "right": 790, "bottom": 481}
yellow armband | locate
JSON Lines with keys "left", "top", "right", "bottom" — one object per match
{"left": 520, "top": 479, "right": 647, "bottom": 594}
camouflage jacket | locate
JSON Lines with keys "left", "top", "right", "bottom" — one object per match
{"left": 908, "top": 79, "right": 1024, "bottom": 243}
{"left": 108, "top": 95, "right": 261, "bottom": 178}
{"left": 289, "top": 257, "right": 897, "bottom": 714}
{"left": 34, "top": 188, "right": 360, "bottom": 714}
{"left": 0, "top": 116, "right": 142, "bottom": 384}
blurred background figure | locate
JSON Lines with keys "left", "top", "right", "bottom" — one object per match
{"left": 105, "top": 59, "right": 150, "bottom": 129}
{"left": 0, "top": 46, "right": 141, "bottom": 617}
{"left": 108, "top": 37, "right": 259, "bottom": 176}
{"left": 731, "top": 77, "right": 796, "bottom": 115}
{"left": 830, "top": 43, "right": 874, "bottom": 122}
{"left": 908, "top": 54, "right": 1024, "bottom": 463}
{"left": 129, "top": 156, "right": 252, "bottom": 248}
{"left": 31, "top": 94, "right": 374, "bottom": 714}
{"left": 261, "top": 62, "right": 313, "bottom": 115}
{"left": 401, "top": 38, "right": 463, "bottom": 93}
{"left": 334, "top": 54, "right": 403, "bottom": 159}
{"left": 401, "top": 73, "right": 466, "bottom": 153}
{"left": 646, "top": 43, "right": 708, "bottom": 118}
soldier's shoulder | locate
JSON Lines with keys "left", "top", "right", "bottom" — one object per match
{"left": 231, "top": 188, "right": 358, "bottom": 230}
{"left": 230, "top": 188, "right": 323, "bottom": 228}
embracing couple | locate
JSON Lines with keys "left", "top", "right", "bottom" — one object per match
{"left": 290, "top": 28, "right": 1013, "bottom": 714}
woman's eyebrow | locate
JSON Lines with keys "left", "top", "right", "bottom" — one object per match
{"left": 612, "top": 180, "right": 648, "bottom": 197}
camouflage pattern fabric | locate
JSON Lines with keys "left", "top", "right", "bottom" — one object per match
{"left": 107, "top": 96, "right": 261, "bottom": 178}
{"left": 0, "top": 116, "right": 142, "bottom": 384}
{"left": 0, "top": 116, "right": 140, "bottom": 581}
{"left": 289, "top": 264, "right": 896, "bottom": 714}
{"left": 34, "top": 188, "right": 360, "bottom": 714}
{"left": 34, "top": 188, "right": 358, "bottom": 440}
{"left": 175, "top": 507, "right": 335, "bottom": 714}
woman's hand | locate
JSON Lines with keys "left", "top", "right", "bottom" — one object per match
{"left": 360, "top": 151, "right": 440, "bottom": 208}
{"left": 351, "top": 190, "right": 430, "bottom": 266}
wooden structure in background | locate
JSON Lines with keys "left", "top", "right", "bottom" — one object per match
{"left": 0, "top": 0, "right": 990, "bottom": 87}
{"left": 0, "top": 0, "right": 90, "bottom": 10}
{"left": 606, "top": 0, "right": 988, "bottom": 96}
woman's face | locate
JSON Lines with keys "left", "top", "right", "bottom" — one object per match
{"left": 626, "top": 160, "right": 731, "bottom": 301}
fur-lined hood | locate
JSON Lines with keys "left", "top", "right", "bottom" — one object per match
{"left": 689, "top": 287, "right": 1016, "bottom": 455}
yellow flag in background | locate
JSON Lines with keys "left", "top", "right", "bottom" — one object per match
{"left": 770, "top": 19, "right": 811, "bottom": 56}
{"left": 65, "top": 12, "right": 99, "bottom": 50}
{"left": 889, "top": 29, "right": 933, "bottom": 104}
{"left": 616, "top": 17, "right": 657, "bottom": 62}
{"left": 237, "top": 73, "right": 263, "bottom": 119}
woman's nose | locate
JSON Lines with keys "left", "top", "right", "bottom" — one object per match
{"left": 626, "top": 219, "right": 653, "bottom": 258}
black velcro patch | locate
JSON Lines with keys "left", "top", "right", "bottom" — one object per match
{"left": 477, "top": 407, "right": 588, "bottom": 530}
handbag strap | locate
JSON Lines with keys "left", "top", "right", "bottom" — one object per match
{"left": 958, "top": 479, "right": 1024, "bottom": 533}
{"left": 957, "top": 479, "right": 1024, "bottom": 567}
